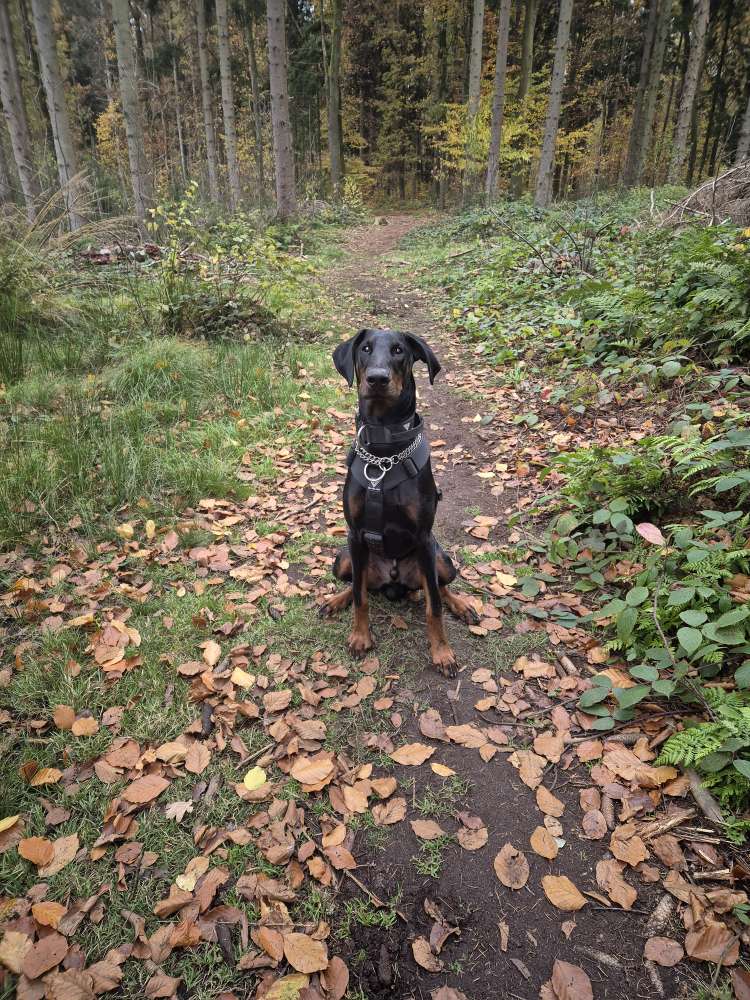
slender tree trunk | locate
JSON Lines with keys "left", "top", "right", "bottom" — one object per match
{"left": 245, "top": 12, "right": 265, "bottom": 199}
{"left": 462, "top": 0, "right": 484, "bottom": 204}
{"left": 669, "top": 0, "right": 710, "bottom": 183}
{"left": 518, "top": 0, "right": 539, "bottom": 101}
{"left": 266, "top": 0, "right": 296, "bottom": 217}
{"left": 633, "top": 0, "right": 671, "bottom": 185}
{"left": 511, "top": 0, "right": 539, "bottom": 196}
{"left": 195, "top": 0, "right": 220, "bottom": 203}
{"left": 485, "top": 0, "right": 511, "bottom": 202}
{"left": 0, "top": 0, "right": 37, "bottom": 219}
{"left": 111, "top": 0, "right": 151, "bottom": 228}
{"left": 737, "top": 89, "right": 750, "bottom": 164}
{"left": 466, "top": 0, "right": 484, "bottom": 118}
{"left": 0, "top": 125, "right": 13, "bottom": 203}
{"left": 215, "top": 0, "right": 240, "bottom": 208}
{"left": 30, "top": 0, "right": 85, "bottom": 229}
{"left": 326, "top": 0, "right": 343, "bottom": 198}
{"left": 622, "top": 0, "right": 658, "bottom": 186}
{"left": 698, "top": 0, "right": 732, "bottom": 178}
{"left": 168, "top": 7, "right": 187, "bottom": 183}
{"left": 534, "top": 0, "right": 574, "bottom": 208}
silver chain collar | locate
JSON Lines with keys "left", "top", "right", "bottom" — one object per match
{"left": 354, "top": 425, "right": 424, "bottom": 487}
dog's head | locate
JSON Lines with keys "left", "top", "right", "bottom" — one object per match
{"left": 332, "top": 328, "right": 441, "bottom": 411}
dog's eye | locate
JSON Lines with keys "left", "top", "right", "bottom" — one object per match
{"left": 392, "top": 345, "right": 403, "bottom": 355}
{"left": 362, "top": 344, "right": 371, "bottom": 354}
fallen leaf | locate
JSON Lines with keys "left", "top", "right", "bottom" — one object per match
{"left": 372, "top": 797, "right": 407, "bottom": 826}
{"left": 551, "top": 959, "right": 593, "bottom": 1000}
{"left": 243, "top": 766, "right": 267, "bottom": 791}
{"left": 144, "top": 972, "right": 182, "bottom": 998}
{"left": 122, "top": 774, "right": 170, "bottom": 804}
{"left": 38, "top": 834, "right": 79, "bottom": 877}
{"left": 321, "top": 955, "right": 349, "bottom": 999}
{"left": 184, "top": 742, "right": 211, "bottom": 775}
{"left": 0, "top": 929, "right": 31, "bottom": 974}
{"left": 52, "top": 705, "right": 75, "bottom": 730}
{"left": 542, "top": 875, "right": 586, "bottom": 912}
{"left": 283, "top": 932, "right": 328, "bottom": 973}
{"left": 536, "top": 785, "right": 565, "bottom": 817}
{"left": 411, "top": 819, "right": 446, "bottom": 840}
{"left": 263, "top": 974, "right": 310, "bottom": 1000}
{"left": 22, "top": 930, "right": 68, "bottom": 979}
{"left": 411, "top": 936, "right": 442, "bottom": 972}
{"left": 685, "top": 921, "right": 739, "bottom": 965}
{"left": 31, "top": 901, "right": 67, "bottom": 929}
{"left": 430, "top": 763, "right": 455, "bottom": 777}
{"left": 644, "top": 936, "right": 684, "bottom": 967}
{"left": 18, "top": 835, "right": 54, "bottom": 866}
{"left": 596, "top": 858, "right": 637, "bottom": 910}
{"left": 581, "top": 810, "right": 607, "bottom": 840}
{"left": 493, "top": 844, "right": 529, "bottom": 889}
{"left": 530, "top": 826, "right": 558, "bottom": 860}
{"left": 390, "top": 743, "right": 435, "bottom": 766}
{"left": 72, "top": 715, "right": 99, "bottom": 737}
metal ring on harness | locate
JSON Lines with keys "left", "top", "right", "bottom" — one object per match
{"left": 363, "top": 462, "right": 387, "bottom": 486}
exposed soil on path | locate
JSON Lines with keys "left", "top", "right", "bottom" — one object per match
{"left": 321, "top": 216, "right": 690, "bottom": 1000}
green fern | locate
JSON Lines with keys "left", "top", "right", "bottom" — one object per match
{"left": 658, "top": 724, "right": 726, "bottom": 767}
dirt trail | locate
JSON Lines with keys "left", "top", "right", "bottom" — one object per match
{"left": 322, "top": 216, "right": 687, "bottom": 1000}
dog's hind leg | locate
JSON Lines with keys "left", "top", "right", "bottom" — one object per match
{"left": 436, "top": 544, "right": 480, "bottom": 625}
{"left": 319, "top": 547, "right": 353, "bottom": 617}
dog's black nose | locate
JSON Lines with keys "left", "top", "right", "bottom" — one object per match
{"left": 366, "top": 369, "right": 391, "bottom": 388}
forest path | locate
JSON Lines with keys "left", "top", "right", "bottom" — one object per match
{"left": 317, "top": 215, "right": 688, "bottom": 1000}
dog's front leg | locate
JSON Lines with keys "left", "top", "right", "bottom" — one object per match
{"left": 417, "top": 542, "right": 457, "bottom": 677}
{"left": 347, "top": 533, "right": 373, "bottom": 656}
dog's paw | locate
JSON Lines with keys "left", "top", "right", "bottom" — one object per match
{"left": 348, "top": 629, "right": 374, "bottom": 656}
{"left": 319, "top": 590, "right": 351, "bottom": 618}
{"left": 431, "top": 643, "right": 457, "bottom": 678}
{"left": 457, "top": 604, "right": 480, "bottom": 625}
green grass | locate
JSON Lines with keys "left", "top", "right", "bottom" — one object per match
{"left": 412, "top": 835, "right": 453, "bottom": 878}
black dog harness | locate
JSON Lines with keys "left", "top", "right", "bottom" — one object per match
{"left": 346, "top": 410, "right": 438, "bottom": 559}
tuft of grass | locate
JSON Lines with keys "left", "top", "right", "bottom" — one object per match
{"left": 412, "top": 835, "right": 453, "bottom": 878}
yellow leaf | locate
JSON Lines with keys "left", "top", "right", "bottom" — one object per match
{"left": 145, "top": 519, "right": 156, "bottom": 540}
{"left": 0, "top": 815, "right": 19, "bottom": 834}
{"left": 430, "top": 763, "right": 455, "bottom": 777}
{"left": 230, "top": 667, "right": 255, "bottom": 688}
{"left": 243, "top": 766, "right": 267, "bottom": 791}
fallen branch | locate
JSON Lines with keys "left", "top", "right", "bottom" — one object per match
{"left": 686, "top": 769, "right": 724, "bottom": 826}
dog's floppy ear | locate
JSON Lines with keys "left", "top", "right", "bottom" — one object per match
{"left": 405, "top": 333, "right": 441, "bottom": 385}
{"left": 333, "top": 329, "right": 368, "bottom": 387}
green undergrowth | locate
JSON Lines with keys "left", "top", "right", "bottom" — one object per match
{"left": 399, "top": 194, "right": 750, "bottom": 823}
{"left": 0, "top": 192, "right": 359, "bottom": 546}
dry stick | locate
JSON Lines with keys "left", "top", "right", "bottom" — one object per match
{"left": 686, "top": 768, "right": 724, "bottom": 826}
{"left": 343, "top": 869, "right": 408, "bottom": 923}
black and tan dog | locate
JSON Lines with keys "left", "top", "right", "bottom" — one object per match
{"left": 320, "top": 327, "right": 478, "bottom": 676}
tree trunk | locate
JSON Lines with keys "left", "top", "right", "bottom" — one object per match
{"left": 266, "top": 0, "right": 296, "bottom": 217}
{"left": 698, "top": 0, "right": 732, "bottom": 178}
{"left": 484, "top": 0, "right": 511, "bottom": 202}
{"left": 622, "top": 0, "right": 658, "bottom": 186}
{"left": 111, "top": 0, "right": 151, "bottom": 228}
{"left": 30, "top": 0, "right": 85, "bottom": 229}
{"left": 668, "top": 0, "right": 710, "bottom": 183}
{"left": 168, "top": 7, "right": 187, "bottom": 183}
{"left": 0, "top": 0, "right": 38, "bottom": 219}
{"left": 466, "top": 0, "right": 484, "bottom": 118}
{"left": 634, "top": 0, "right": 671, "bottom": 185}
{"left": 0, "top": 126, "right": 13, "bottom": 203}
{"left": 195, "top": 0, "right": 220, "bottom": 203}
{"left": 245, "top": 11, "right": 265, "bottom": 199}
{"left": 534, "top": 0, "right": 574, "bottom": 208}
{"left": 462, "top": 0, "right": 484, "bottom": 204}
{"left": 326, "top": 0, "right": 343, "bottom": 198}
{"left": 215, "top": 0, "right": 241, "bottom": 208}
{"left": 737, "top": 88, "right": 750, "bottom": 164}
{"left": 518, "top": 0, "right": 539, "bottom": 101}
{"left": 511, "top": 0, "right": 539, "bottom": 195}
